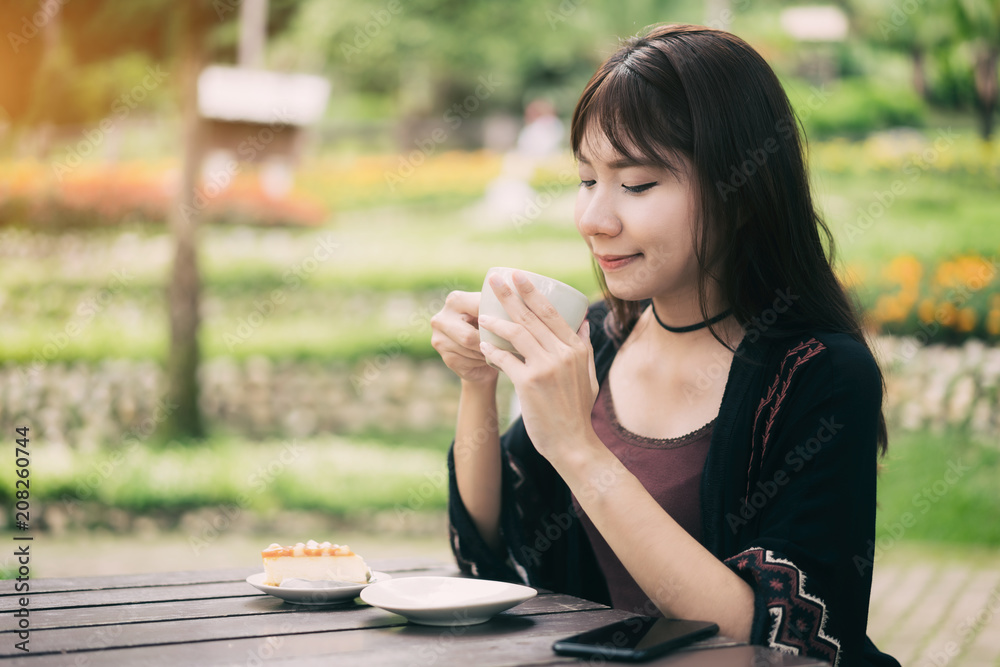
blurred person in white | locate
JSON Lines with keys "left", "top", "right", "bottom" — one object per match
{"left": 477, "top": 98, "right": 565, "bottom": 223}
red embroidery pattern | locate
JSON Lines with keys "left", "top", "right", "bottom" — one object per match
{"left": 725, "top": 547, "right": 841, "bottom": 666}
{"left": 744, "top": 338, "right": 826, "bottom": 505}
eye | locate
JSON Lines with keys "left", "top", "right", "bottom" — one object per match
{"left": 579, "top": 179, "right": 596, "bottom": 188}
{"left": 622, "top": 182, "right": 658, "bottom": 194}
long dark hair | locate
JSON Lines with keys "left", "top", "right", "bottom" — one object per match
{"left": 570, "top": 23, "right": 888, "bottom": 455}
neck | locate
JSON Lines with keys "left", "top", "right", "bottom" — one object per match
{"left": 652, "top": 302, "right": 732, "bottom": 333}
{"left": 642, "top": 294, "right": 741, "bottom": 351}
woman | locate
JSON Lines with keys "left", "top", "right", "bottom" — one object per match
{"left": 430, "top": 23, "right": 899, "bottom": 667}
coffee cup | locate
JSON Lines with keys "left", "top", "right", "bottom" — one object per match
{"left": 478, "top": 267, "right": 590, "bottom": 369}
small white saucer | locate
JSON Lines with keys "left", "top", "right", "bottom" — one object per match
{"left": 359, "top": 576, "right": 537, "bottom": 626}
{"left": 246, "top": 571, "right": 390, "bottom": 605}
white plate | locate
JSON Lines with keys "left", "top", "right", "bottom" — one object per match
{"left": 359, "top": 576, "right": 537, "bottom": 626}
{"left": 246, "top": 571, "right": 390, "bottom": 605}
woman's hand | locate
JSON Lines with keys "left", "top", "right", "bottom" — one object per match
{"left": 478, "top": 271, "right": 599, "bottom": 463}
{"left": 430, "top": 290, "right": 500, "bottom": 385}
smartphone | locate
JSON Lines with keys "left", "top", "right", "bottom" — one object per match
{"left": 552, "top": 616, "right": 719, "bottom": 662}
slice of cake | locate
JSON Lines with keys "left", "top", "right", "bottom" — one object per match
{"left": 261, "top": 541, "right": 371, "bottom": 586}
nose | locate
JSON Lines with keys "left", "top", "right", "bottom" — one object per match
{"left": 575, "top": 186, "right": 622, "bottom": 239}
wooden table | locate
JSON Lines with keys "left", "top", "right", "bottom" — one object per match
{"left": 2, "top": 557, "right": 829, "bottom": 666}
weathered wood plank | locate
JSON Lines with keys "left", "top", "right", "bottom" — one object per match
{"left": 0, "top": 569, "right": 260, "bottom": 596}
{"left": 0, "top": 603, "right": 407, "bottom": 658}
{"left": 273, "top": 642, "right": 829, "bottom": 667}
{"left": 0, "top": 559, "right": 458, "bottom": 597}
{"left": 0, "top": 582, "right": 263, "bottom": 613}
{"left": 370, "top": 558, "right": 462, "bottom": 575}
{"left": 5, "top": 609, "right": 825, "bottom": 667}
{"left": 0, "top": 590, "right": 611, "bottom": 655}
{"left": 507, "top": 646, "right": 828, "bottom": 667}
{"left": 3, "top": 607, "right": 636, "bottom": 666}
{"left": 0, "top": 592, "right": 601, "bottom": 632}
{"left": 0, "top": 595, "right": 290, "bottom": 631}
{"left": 489, "top": 593, "right": 607, "bottom": 616}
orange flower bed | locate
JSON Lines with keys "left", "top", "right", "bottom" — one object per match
{"left": 0, "top": 161, "right": 328, "bottom": 229}
{"left": 851, "top": 254, "right": 1000, "bottom": 343}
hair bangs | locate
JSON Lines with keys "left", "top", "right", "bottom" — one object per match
{"left": 571, "top": 61, "right": 690, "bottom": 179}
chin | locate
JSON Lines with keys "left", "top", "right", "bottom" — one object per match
{"left": 602, "top": 277, "right": 650, "bottom": 303}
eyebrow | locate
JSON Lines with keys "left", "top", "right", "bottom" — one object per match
{"left": 575, "top": 151, "right": 658, "bottom": 170}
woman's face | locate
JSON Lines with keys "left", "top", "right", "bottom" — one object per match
{"left": 574, "top": 128, "right": 703, "bottom": 304}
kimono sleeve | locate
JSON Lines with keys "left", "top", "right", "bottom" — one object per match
{"left": 446, "top": 434, "right": 521, "bottom": 583}
{"left": 447, "top": 413, "right": 566, "bottom": 586}
{"left": 721, "top": 335, "right": 893, "bottom": 667}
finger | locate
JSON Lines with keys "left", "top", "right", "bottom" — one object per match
{"left": 433, "top": 311, "right": 483, "bottom": 353}
{"left": 432, "top": 325, "right": 489, "bottom": 360}
{"left": 510, "top": 271, "right": 579, "bottom": 345}
{"left": 479, "top": 340, "right": 522, "bottom": 376}
{"left": 478, "top": 314, "right": 545, "bottom": 361}
{"left": 444, "top": 290, "right": 481, "bottom": 318}
{"left": 443, "top": 339, "right": 486, "bottom": 363}
{"left": 578, "top": 320, "right": 599, "bottom": 399}
{"left": 488, "top": 273, "right": 561, "bottom": 349}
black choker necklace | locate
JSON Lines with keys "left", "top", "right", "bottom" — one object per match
{"left": 651, "top": 303, "right": 733, "bottom": 333}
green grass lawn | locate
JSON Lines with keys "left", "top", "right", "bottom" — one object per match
{"left": 0, "top": 429, "right": 453, "bottom": 517}
{"left": 815, "top": 169, "right": 1000, "bottom": 270}
{"left": 2, "top": 426, "right": 994, "bottom": 549}
{"left": 875, "top": 428, "right": 1000, "bottom": 546}
{"left": 0, "top": 206, "right": 598, "bottom": 364}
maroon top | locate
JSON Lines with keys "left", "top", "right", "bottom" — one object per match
{"left": 570, "top": 375, "right": 714, "bottom": 615}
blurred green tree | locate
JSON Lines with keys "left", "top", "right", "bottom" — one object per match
{"left": 268, "top": 0, "right": 688, "bottom": 127}
{"left": 2, "top": 0, "right": 300, "bottom": 441}
{"left": 845, "top": 0, "right": 955, "bottom": 103}
{"left": 845, "top": 0, "right": 999, "bottom": 140}
{"left": 952, "top": 0, "right": 1000, "bottom": 139}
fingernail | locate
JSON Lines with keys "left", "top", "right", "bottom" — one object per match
{"left": 513, "top": 271, "right": 528, "bottom": 284}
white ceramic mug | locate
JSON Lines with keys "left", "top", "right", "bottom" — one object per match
{"left": 478, "top": 267, "right": 590, "bottom": 369}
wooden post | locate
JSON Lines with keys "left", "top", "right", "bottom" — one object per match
{"left": 165, "top": 2, "right": 208, "bottom": 440}
{"left": 238, "top": 0, "right": 268, "bottom": 68}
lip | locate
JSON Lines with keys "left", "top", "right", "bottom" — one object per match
{"left": 595, "top": 253, "right": 642, "bottom": 271}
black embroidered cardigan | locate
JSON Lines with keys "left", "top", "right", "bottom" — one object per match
{"left": 447, "top": 302, "right": 900, "bottom": 667}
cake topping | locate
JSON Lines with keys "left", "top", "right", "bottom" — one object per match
{"left": 261, "top": 541, "right": 357, "bottom": 558}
